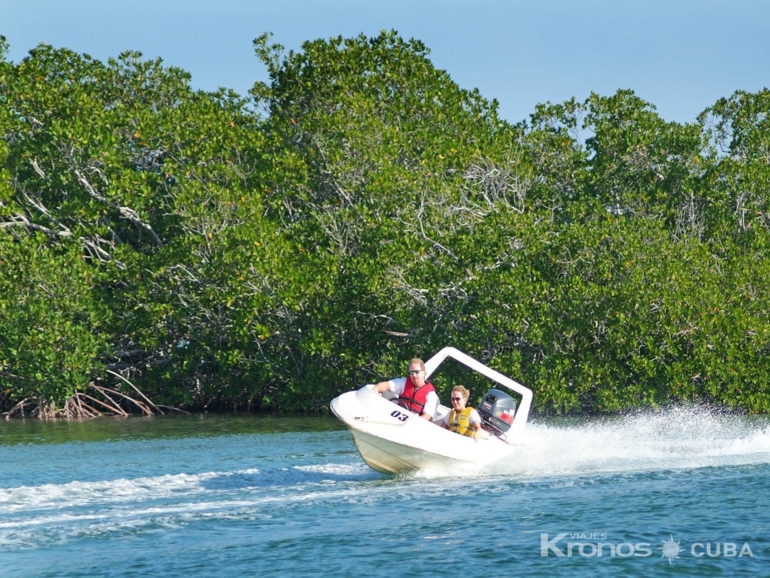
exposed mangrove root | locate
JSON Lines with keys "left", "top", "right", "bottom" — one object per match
{"left": 88, "top": 384, "right": 154, "bottom": 416}
{"left": 81, "top": 391, "right": 129, "bottom": 417}
{"left": 155, "top": 405, "right": 191, "bottom": 414}
{"left": 106, "top": 369, "right": 164, "bottom": 415}
{"left": 5, "top": 397, "right": 33, "bottom": 419}
{"left": 2, "top": 378, "right": 175, "bottom": 419}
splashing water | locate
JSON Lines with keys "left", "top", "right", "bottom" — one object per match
{"left": 417, "top": 406, "right": 770, "bottom": 479}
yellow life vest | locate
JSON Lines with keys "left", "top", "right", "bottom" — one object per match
{"left": 448, "top": 407, "right": 476, "bottom": 437}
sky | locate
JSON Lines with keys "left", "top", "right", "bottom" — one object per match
{"left": 3, "top": 0, "right": 769, "bottom": 126}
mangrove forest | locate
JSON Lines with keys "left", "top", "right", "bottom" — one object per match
{"left": 2, "top": 31, "right": 770, "bottom": 418}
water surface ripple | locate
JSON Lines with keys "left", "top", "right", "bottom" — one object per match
{"left": 1, "top": 408, "right": 768, "bottom": 576}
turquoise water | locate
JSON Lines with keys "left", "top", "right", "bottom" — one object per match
{"left": 1, "top": 408, "right": 769, "bottom": 577}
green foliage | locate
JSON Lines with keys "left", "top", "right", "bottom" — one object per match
{"left": 1, "top": 33, "right": 769, "bottom": 415}
{"left": 0, "top": 232, "right": 109, "bottom": 405}
{"left": 584, "top": 90, "right": 705, "bottom": 220}
{"left": 246, "top": 30, "right": 525, "bottom": 408}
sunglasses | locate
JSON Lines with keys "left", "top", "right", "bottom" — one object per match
{"left": 408, "top": 369, "right": 422, "bottom": 376}
{"left": 451, "top": 397, "right": 464, "bottom": 402}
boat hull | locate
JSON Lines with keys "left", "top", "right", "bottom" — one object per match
{"left": 331, "top": 386, "right": 515, "bottom": 474}
{"left": 349, "top": 429, "right": 470, "bottom": 475}
{"left": 330, "top": 347, "right": 532, "bottom": 475}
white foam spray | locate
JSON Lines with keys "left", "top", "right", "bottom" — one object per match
{"left": 483, "top": 405, "right": 770, "bottom": 478}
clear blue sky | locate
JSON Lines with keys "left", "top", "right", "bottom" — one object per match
{"left": 4, "top": 0, "right": 769, "bottom": 125}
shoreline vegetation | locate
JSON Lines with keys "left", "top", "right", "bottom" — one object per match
{"left": 2, "top": 31, "right": 770, "bottom": 419}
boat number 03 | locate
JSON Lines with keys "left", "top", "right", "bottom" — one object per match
{"left": 390, "top": 410, "right": 409, "bottom": 422}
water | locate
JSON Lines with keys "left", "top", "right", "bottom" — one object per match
{"left": 1, "top": 408, "right": 769, "bottom": 577}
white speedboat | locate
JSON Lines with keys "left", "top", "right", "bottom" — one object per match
{"left": 330, "top": 347, "right": 533, "bottom": 474}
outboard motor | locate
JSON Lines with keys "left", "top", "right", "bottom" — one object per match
{"left": 478, "top": 389, "right": 516, "bottom": 439}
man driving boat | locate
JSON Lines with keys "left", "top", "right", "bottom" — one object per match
{"left": 371, "top": 357, "right": 439, "bottom": 420}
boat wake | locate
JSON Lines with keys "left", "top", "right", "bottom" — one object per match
{"left": 457, "top": 405, "right": 770, "bottom": 479}
{"left": 0, "top": 462, "right": 375, "bottom": 551}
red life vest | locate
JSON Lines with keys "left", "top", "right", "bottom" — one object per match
{"left": 398, "top": 377, "right": 436, "bottom": 415}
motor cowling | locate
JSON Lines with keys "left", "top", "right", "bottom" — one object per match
{"left": 478, "top": 389, "right": 516, "bottom": 438}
